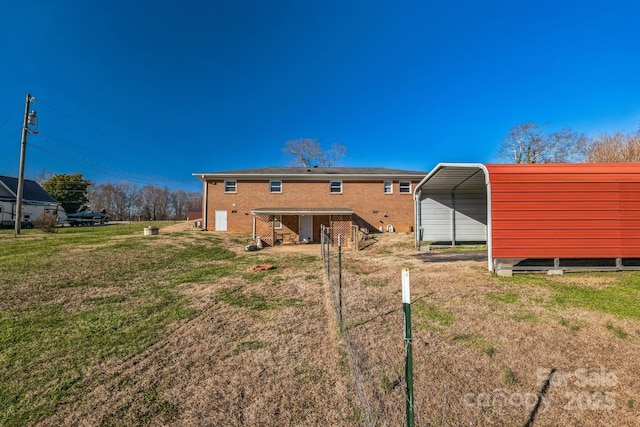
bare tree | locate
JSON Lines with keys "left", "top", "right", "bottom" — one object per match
{"left": 91, "top": 182, "right": 200, "bottom": 221}
{"left": 32, "top": 169, "right": 55, "bottom": 185}
{"left": 170, "top": 189, "right": 189, "bottom": 220}
{"left": 91, "top": 183, "right": 115, "bottom": 216}
{"left": 139, "top": 185, "right": 171, "bottom": 220}
{"left": 186, "top": 191, "right": 201, "bottom": 210}
{"left": 497, "top": 122, "right": 587, "bottom": 163}
{"left": 587, "top": 130, "right": 640, "bottom": 162}
{"left": 92, "top": 182, "right": 139, "bottom": 220}
{"left": 282, "top": 138, "right": 346, "bottom": 167}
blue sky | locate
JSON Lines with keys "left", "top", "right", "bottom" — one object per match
{"left": 1, "top": 1, "right": 639, "bottom": 192}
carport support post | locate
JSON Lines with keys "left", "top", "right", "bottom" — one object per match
{"left": 402, "top": 268, "right": 414, "bottom": 427}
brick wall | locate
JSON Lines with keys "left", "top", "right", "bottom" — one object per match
{"left": 205, "top": 178, "right": 418, "bottom": 233}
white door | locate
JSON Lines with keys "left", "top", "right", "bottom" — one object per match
{"left": 215, "top": 210, "right": 227, "bottom": 231}
{"left": 299, "top": 215, "right": 313, "bottom": 242}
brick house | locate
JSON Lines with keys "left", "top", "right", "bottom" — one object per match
{"left": 193, "top": 167, "right": 426, "bottom": 247}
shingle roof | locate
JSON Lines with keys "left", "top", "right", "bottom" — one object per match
{"left": 194, "top": 167, "right": 427, "bottom": 178}
{"left": 0, "top": 175, "right": 59, "bottom": 203}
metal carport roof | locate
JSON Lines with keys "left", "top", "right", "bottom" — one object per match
{"left": 415, "top": 162, "right": 640, "bottom": 273}
{"left": 413, "top": 163, "right": 492, "bottom": 270}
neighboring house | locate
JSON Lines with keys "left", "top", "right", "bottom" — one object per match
{"left": 414, "top": 162, "right": 640, "bottom": 272}
{"left": 0, "top": 175, "right": 67, "bottom": 228}
{"left": 193, "top": 167, "right": 426, "bottom": 247}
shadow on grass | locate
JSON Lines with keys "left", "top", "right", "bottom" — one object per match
{"left": 413, "top": 250, "right": 487, "bottom": 263}
{"left": 524, "top": 368, "right": 556, "bottom": 427}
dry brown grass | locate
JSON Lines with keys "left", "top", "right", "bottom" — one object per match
{"left": 36, "top": 231, "right": 357, "bottom": 427}
{"left": 334, "top": 232, "right": 640, "bottom": 426}
{"left": 29, "top": 230, "right": 640, "bottom": 426}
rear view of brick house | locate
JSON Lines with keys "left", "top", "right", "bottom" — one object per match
{"left": 193, "top": 167, "right": 426, "bottom": 247}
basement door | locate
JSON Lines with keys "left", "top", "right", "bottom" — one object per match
{"left": 299, "top": 215, "right": 313, "bottom": 242}
{"left": 215, "top": 210, "right": 227, "bottom": 231}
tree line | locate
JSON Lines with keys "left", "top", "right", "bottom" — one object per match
{"left": 41, "top": 174, "right": 201, "bottom": 221}
{"left": 497, "top": 122, "right": 640, "bottom": 164}
{"left": 37, "top": 129, "right": 639, "bottom": 219}
{"left": 92, "top": 182, "right": 201, "bottom": 221}
{"left": 280, "top": 130, "right": 640, "bottom": 167}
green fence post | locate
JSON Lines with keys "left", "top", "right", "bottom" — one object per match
{"left": 338, "top": 233, "right": 343, "bottom": 333}
{"left": 402, "top": 268, "right": 414, "bottom": 427}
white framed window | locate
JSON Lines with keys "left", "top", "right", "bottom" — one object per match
{"left": 270, "top": 180, "right": 282, "bottom": 193}
{"left": 224, "top": 180, "right": 237, "bottom": 193}
{"left": 330, "top": 180, "right": 342, "bottom": 194}
{"left": 383, "top": 181, "right": 393, "bottom": 194}
{"left": 399, "top": 181, "right": 411, "bottom": 194}
{"left": 273, "top": 214, "right": 282, "bottom": 229}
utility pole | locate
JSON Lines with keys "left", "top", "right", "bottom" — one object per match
{"left": 15, "top": 93, "right": 36, "bottom": 236}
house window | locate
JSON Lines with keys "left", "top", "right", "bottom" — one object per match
{"left": 270, "top": 180, "right": 282, "bottom": 193}
{"left": 383, "top": 181, "right": 393, "bottom": 194}
{"left": 330, "top": 180, "right": 342, "bottom": 194}
{"left": 273, "top": 214, "right": 282, "bottom": 229}
{"left": 224, "top": 180, "right": 237, "bottom": 193}
{"left": 399, "top": 181, "right": 411, "bottom": 194}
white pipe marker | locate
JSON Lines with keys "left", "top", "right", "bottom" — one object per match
{"left": 402, "top": 268, "right": 410, "bottom": 304}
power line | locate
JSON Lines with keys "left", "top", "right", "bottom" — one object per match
{"left": 36, "top": 97, "right": 191, "bottom": 176}
{"left": 9, "top": 98, "right": 200, "bottom": 190}
{"left": 30, "top": 134, "right": 197, "bottom": 186}
{"left": 0, "top": 106, "right": 21, "bottom": 131}
{"left": 0, "top": 129, "right": 21, "bottom": 147}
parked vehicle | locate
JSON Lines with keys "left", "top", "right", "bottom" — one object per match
{"left": 1, "top": 175, "right": 69, "bottom": 229}
{"left": 0, "top": 201, "right": 67, "bottom": 229}
{"left": 66, "top": 209, "right": 109, "bottom": 226}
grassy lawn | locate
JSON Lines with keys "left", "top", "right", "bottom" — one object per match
{"left": 335, "top": 235, "right": 640, "bottom": 426}
{"left": 507, "top": 272, "right": 640, "bottom": 321}
{"left": 0, "top": 223, "right": 234, "bottom": 425}
{"left": 2, "top": 228, "right": 639, "bottom": 426}
{"left": 1, "top": 224, "right": 342, "bottom": 427}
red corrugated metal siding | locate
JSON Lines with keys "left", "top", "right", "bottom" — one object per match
{"left": 487, "top": 163, "right": 640, "bottom": 259}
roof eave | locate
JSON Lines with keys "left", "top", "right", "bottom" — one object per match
{"left": 251, "top": 208, "right": 355, "bottom": 215}
{"left": 194, "top": 172, "right": 425, "bottom": 180}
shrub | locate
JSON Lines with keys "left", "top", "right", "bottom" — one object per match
{"left": 34, "top": 211, "right": 58, "bottom": 233}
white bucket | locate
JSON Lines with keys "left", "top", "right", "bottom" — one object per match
{"left": 144, "top": 226, "right": 159, "bottom": 236}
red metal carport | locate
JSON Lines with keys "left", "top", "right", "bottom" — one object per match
{"left": 414, "top": 163, "right": 640, "bottom": 272}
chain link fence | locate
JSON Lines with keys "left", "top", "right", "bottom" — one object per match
{"left": 319, "top": 227, "right": 541, "bottom": 426}
{"left": 321, "top": 226, "right": 418, "bottom": 426}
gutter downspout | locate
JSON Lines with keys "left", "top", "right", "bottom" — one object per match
{"left": 202, "top": 176, "right": 208, "bottom": 230}
{"left": 414, "top": 189, "right": 421, "bottom": 249}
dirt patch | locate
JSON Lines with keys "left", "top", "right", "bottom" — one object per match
{"left": 160, "top": 220, "right": 202, "bottom": 233}
{"left": 249, "top": 264, "right": 274, "bottom": 271}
